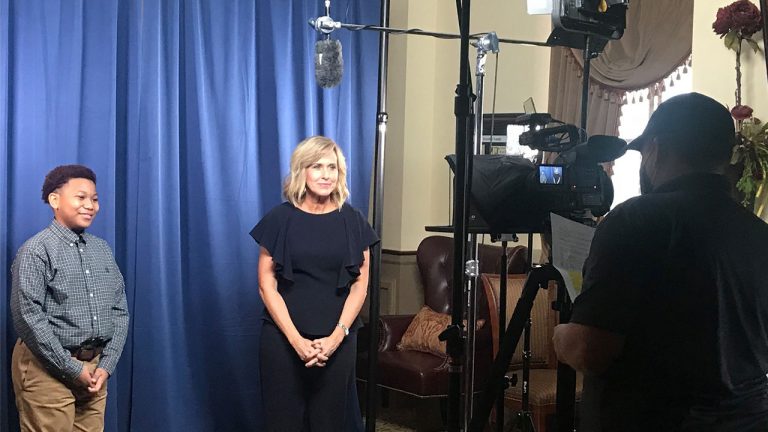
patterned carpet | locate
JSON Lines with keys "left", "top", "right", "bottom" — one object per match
{"left": 376, "top": 419, "right": 418, "bottom": 432}
{"left": 365, "top": 392, "right": 446, "bottom": 432}
{"left": 375, "top": 417, "right": 420, "bottom": 432}
{"left": 367, "top": 393, "right": 520, "bottom": 432}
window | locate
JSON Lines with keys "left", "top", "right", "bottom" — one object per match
{"left": 610, "top": 62, "right": 693, "bottom": 208}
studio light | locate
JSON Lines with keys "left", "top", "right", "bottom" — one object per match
{"left": 527, "top": 0, "right": 553, "bottom": 15}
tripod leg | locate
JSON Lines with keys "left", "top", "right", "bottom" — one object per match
{"left": 469, "top": 275, "right": 540, "bottom": 432}
{"left": 469, "top": 265, "right": 564, "bottom": 432}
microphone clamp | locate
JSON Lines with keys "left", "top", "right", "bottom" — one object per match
{"left": 309, "top": 16, "right": 341, "bottom": 35}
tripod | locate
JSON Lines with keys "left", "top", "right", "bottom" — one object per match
{"left": 492, "top": 237, "right": 536, "bottom": 432}
{"left": 469, "top": 264, "right": 574, "bottom": 432}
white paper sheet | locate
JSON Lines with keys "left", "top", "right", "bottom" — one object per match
{"left": 550, "top": 213, "right": 596, "bottom": 300}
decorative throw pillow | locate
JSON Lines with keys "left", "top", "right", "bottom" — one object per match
{"left": 397, "top": 305, "right": 485, "bottom": 358}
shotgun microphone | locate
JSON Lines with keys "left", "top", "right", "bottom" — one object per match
{"left": 309, "top": 1, "right": 343, "bottom": 88}
{"left": 315, "top": 38, "right": 343, "bottom": 88}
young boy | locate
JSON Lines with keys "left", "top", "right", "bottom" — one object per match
{"left": 10, "top": 164, "right": 129, "bottom": 431}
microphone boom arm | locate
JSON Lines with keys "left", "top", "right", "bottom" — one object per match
{"left": 307, "top": 17, "right": 550, "bottom": 47}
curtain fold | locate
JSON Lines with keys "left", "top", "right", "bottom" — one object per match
{"left": 0, "top": 0, "right": 10, "bottom": 428}
{"left": 0, "top": 1, "right": 380, "bottom": 431}
{"left": 547, "top": 0, "right": 694, "bottom": 136}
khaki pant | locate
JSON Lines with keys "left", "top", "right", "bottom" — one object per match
{"left": 11, "top": 339, "right": 107, "bottom": 432}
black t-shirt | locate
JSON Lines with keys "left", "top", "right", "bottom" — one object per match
{"left": 250, "top": 202, "right": 379, "bottom": 335}
{"left": 571, "top": 173, "right": 768, "bottom": 432}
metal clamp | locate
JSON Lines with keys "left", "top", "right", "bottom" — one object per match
{"left": 465, "top": 259, "right": 479, "bottom": 277}
{"left": 473, "top": 31, "right": 500, "bottom": 54}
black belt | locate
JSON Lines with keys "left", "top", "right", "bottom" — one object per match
{"left": 65, "top": 337, "right": 109, "bottom": 362}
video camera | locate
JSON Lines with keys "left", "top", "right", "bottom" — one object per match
{"left": 450, "top": 117, "right": 626, "bottom": 234}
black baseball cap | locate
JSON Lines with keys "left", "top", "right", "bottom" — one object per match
{"left": 627, "top": 93, "right": 735, "bottom": 164}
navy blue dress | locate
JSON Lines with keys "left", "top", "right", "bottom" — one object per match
{"left": 251, "top": 202, "right": 378, "bottom": 432}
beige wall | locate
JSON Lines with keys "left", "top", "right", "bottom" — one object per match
{"left": 383, "top": 0, "right": 553, "bottom": 253}
{"left": 692, "top": 0, "right": 767, "bottom": 116}
{"left": 380, "top": 1, "right": 552, "bottom": 313}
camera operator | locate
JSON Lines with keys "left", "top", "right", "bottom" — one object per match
{"left": 553, "top": 93, "right": 768, "bottom": 432}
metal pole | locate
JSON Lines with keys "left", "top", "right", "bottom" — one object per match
{"left": 463, "top": 39, "right": 485, "bottom": 431}
{"left": 365, "top": 0, "right": 390, "bottom": 430}
{"left": 447, "top": 0, "right": 473, "bottom": 430}
{"left": 762, "top": 0, "right": 768, "bottom": 87}
{"left": 580, "top": 35, "right": 592, "bottom": 131}
{"left": 495, "top": 240, "right": 508, "bottom": 432}
{"left": 465, "top": 243, "right": 480, "bottom": 431}
{"left": 553, "top": 35, "right": 595, "bottom": 432}
{"left": 311, "top": 19, "right": 548, "bottom": 48}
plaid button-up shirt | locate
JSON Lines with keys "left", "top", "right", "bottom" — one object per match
{"left": 10, "top": 220, "right": 129, "bottom": 381}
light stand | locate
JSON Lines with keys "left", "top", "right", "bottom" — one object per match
{"left": 364, "top": 0, "right": 391, "bottom": 430}
{"left": 465, "top": 31, "right": 544, "bottom": 432}
{"left": 462, "top": 32, "right": 500, "bottom": 431}
{"left": 445, "top": 3, "right": 473, "bottom": 430}
{"left": 552, "top": 34, "right": 601, "bottom": 432}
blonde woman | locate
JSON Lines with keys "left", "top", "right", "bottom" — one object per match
{"left": 250, "top": 136, "right": 378, "bottom": 431}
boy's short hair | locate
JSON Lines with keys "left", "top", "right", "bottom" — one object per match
{"left": 41, "top": 165, "right": 97, "bottom": 203}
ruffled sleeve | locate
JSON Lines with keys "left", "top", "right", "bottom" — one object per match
{"left": 249, "top": 203, "right": 295, "bottom": 282}
{"left": 337, "top": 204, "right": 380, "bottom": 289}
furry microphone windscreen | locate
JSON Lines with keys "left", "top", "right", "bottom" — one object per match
{"left": 315, "top": 39, "right": 343, "bottom": 88}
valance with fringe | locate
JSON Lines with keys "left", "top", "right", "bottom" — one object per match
{"left": 547, "top": 0, "right": 694, "bottom": 137}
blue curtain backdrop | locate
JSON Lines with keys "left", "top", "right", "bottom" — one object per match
{"left": 0, "top": 1, "right": 381, "bottom": 431}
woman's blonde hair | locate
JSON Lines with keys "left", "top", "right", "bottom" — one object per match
{"left": 283, "top": 136, "right": 349, "bottom": 207}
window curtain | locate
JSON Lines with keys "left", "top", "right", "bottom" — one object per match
{"left": 0, "top": 1, "right": 380, "bottom": 431}
{"left": 547, "top": 0, "right": 694, "bottom": 136}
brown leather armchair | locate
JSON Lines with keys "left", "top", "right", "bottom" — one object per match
{"left": 357, "top": 235, "right": 528, "bottom": 400}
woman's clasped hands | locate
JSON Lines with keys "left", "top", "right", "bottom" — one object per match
{"left": 293, "top": 330, "right": 344, "bottom": 368}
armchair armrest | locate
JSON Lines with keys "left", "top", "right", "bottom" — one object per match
{"left": 378, "top": 314, "right": 415, "bottom": 352}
